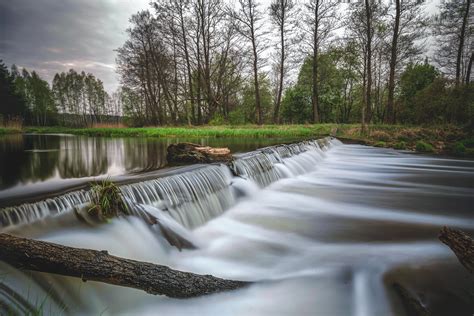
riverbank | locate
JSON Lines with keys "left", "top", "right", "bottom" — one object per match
{"left": 20, "top": 124, "right": 474, "bottom": 157}
{"left": 0, "top": 127, "right": 21, "bottom": 135}
{"left": 335, "top": 124, "right": 474, "bottom": 158}
{"left": 24, "top": 125, "right": 336, "bottom": 138}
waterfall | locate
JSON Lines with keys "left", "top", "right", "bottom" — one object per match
{"left": 0, "top": 137, "right": 339, "bottom": 230}
{"left": 230, "top": 138, "right": 334, "bottom": 187}
{"left": 0, "top": 190, "right": 91, "bottom": 228}
{"left": 121, "top": 165, "right": 235, "bottom": 229}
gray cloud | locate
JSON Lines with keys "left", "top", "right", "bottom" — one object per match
{"left": 0, "top": 0, "right": 149, "bottom": 92}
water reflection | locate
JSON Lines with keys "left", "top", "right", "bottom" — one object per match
{"left": 0, "top": 134, "right": 302, "bottom": 191}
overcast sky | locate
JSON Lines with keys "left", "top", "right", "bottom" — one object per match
{"left": 1, "top": 0, "right": 440, "bottom": 93}
{"left": 0, "top": 0, "right": 149, "bottom": 92}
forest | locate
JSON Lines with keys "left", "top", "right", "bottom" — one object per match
{"left": 0, "top": 0, "right": 472, "bottom": 128}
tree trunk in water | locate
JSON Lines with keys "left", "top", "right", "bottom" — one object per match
{"left": 455, "top": 0, "right": 470, "bottom": 86}
{"left": 439, "top": 227, "right": 474, "bottom": 273}
{"left": 0, "top": 234, "right": 248, "bottom": 298}
{"left": 386, "top": 0, "right": 400, "bottom": 124}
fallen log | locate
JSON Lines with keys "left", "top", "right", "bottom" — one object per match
{"left": 439, "top": 226, "right": 474, "bottom": 273}
{"left": 0, "top": 234, "right": 248, "bottom": 298}
{"left": 167, "top": 142, "right": 232, "bottom": 164}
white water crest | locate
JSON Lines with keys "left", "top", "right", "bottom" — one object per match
{"left": 1, "top": 138, "right": 473, "bottom": 315}
{"left": 231, "top": 138, "right": 333, "bottom": 186}
{"left": 0, "top": 190, "right": 91, "bottom": 227}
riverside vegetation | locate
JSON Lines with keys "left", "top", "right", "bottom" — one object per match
{"left": 20, "top": 124, "right": 474, "bottom": 158}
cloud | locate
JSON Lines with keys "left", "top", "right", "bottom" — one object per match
{"left": 0, "top": 0, "right": 149, "bottom": 92}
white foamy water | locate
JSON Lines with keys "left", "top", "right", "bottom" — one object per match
{"left": 1, "top": 139, "right": 473, "bottom": 315}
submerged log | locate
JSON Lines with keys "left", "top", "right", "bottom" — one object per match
{"left": 392, "top": 283, "right": 430, "bottom": 316}
{"left": 167, "top": 143, "right": 232, "bottom": 164}
{"left": 439, "top": 227, "right": 474, "bottom": 273}
{"left": 0, "top": 234, "right": 248, "bottom": 298}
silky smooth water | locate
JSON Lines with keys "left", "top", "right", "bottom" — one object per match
{"left": 1, "top": 139, "right": 473, "bottom": 316}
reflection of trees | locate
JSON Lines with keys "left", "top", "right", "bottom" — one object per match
{"left": 0, "top": 135, "right": 59, "bottom": 189}
{"left": 123, "top": 138, "right": 167, "bottom": 171}
{"left": 57, "top": 137, "right": 109, "bottom": 178}
{"left": 0, "top": 135, "right": 297, "bottom": 190}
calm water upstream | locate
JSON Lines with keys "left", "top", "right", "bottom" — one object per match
{"left": 0, "top": 136, "right": 473, "bottom": 315}
{"left": 0, "top": 134, "right": 302, "bottom": 205}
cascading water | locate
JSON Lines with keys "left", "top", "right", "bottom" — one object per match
{"left": 0, "top": 190, "right": 91, "bottom": 228}
{"left": 0, "top": 137, "right": 334, "bottom": 230}
{"left": 120, "top": 165, "right": 235, "bottom": 229}
{"left": 1, "top": 137, "right": 473, "bottom": 316}
{"left": 231, "top": 138, "right": 334, "bottom": 187}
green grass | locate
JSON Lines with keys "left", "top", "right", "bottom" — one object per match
{"left": 22, "top": 124, "right": 472, "bottom": 157}
{"left": 0, "top": 127, "right": 21, "bottom": 135}
{"left": 24, "top": 124, "right": 338, "bottom": 138}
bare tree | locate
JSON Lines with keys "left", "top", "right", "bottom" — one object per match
{"left": 194, "top": 0, "right": 226, "bottom": 121}
{"left": 230, "top": 0, "right": 268, "bottom": 125}
{"left": 153, "top": 0, "right": 196, "bottom": 124}
{"left": 434, "top": 0, "right": 472, "bottom": 85}
{"left": 270, "top": 0, "right": 296, "bottom": 123}
{"left": 116, "top": 11, "right": 171, "bottom": 125}
{"left": 303, "top": 0, "right": 338, "bottom": 123}
{"left": 386, "top": 0, "right": 427, "bottom": 123}
{"left": 347, "top": 0, "right": 386, "bottom": 129}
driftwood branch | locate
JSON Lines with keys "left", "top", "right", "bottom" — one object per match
{"left": 0, "top": 234, "right": 248, "bottom": 298}
{"left": 439, "top": 226, "right": 474, "bottom": 273}
{"left": 167, "top": 143, "right": 232, "bottom": 164}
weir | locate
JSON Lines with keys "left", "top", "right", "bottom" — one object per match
{"left": 0, "top": 137, "right": 338, "bottom": 230}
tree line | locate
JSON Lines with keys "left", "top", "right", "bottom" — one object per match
{"left": 117, "top": 0, "right": 473, "bottom": 127}
{"left": 1, "top": 0, "right": 472, "bottom": 127}
{"left": 0, "top": 64, "right": 120, "bottom": 127}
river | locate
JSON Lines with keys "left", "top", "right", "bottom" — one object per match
{"left": 0, "top": 135, "right": 473, "bottom": 315}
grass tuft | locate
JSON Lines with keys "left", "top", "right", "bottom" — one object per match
{"left": 88, "top": 179, "right": 129, "bottom": 221}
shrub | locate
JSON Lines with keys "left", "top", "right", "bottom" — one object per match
{"left": 452, "top": 142, "right": 466, "bottom": 156}
{"left": 415, "top": 141, "right": 434, "bottom": 153}
{"left": 374, "top": 141, "right": 386, "bottom": 147}
{"left": 461, "top": 138, "right": 474, "bottom": 148}
{"left": 209, "top": 113, "right": 226, "bottom": 126}
{"left": 394, "top": 141, "right": 407, "bottom": 150}
{"left": 228, "top": 109, "right": 247, "bottom": 125}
